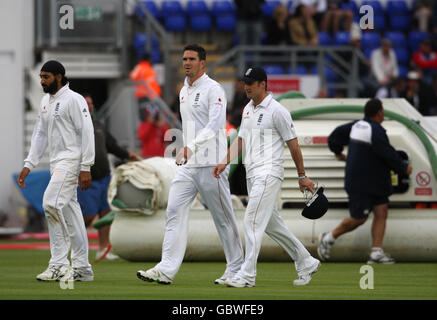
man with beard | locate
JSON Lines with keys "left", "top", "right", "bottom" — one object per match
{"left": 17, "top": 60, "right": 95, "bottom": 282}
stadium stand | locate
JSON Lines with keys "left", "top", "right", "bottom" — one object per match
{"left": 135, "top": 0, "right": 161, "bottom": 19}
{"left": 263, "top": 64, "right": 284, "bottom": 75}
{"left": 262, "top": 1, "right": 282, "bottom": 17}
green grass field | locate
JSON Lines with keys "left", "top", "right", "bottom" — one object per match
{"left": 1, "top": 250, "right": 436, "bottom": 300}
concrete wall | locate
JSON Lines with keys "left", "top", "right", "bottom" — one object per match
{"left": 0, "top": 1, "right": 33, "bottom": 214}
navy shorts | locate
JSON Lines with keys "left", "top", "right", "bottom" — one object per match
{"left": 348, "top": 193, "right": 389, "bottom": 219}
{"left": 77, "top": 175, "right": 111, "bottom": 216}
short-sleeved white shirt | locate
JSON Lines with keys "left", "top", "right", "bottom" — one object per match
{"left": 238, "top": 93, "right": 297, "bottom": 180}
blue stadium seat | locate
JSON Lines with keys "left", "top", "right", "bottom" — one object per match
{"left": 264, "top": 64, "right": 284, "bottom": 75}
{"left": 326, "top": 66, "right": 338, "bottom": 82}
{"left": 212, "top": 0, "right": 235, "bottom": 15}
{"left": 361, "top": 32, "right": 381, "bottom": 51}
{"left": 287, "top": 65, "right": 307, "bottom": 75}
{"left": 135, "top": 1, "right": 160, "bottom": 19}
{"left": 333, "top": 31, "right": 350, "bottom": 45}
{"left": 286, "top": 0, "right": 294, "bottom": 13}
{"left": 387, "top": 0, "right": 409, "bottom": 14}
{"left": 394, "top": 48, "right": 409, "bottom": 65}
{"left": 162, "top": 1, "right": 184, "bottom": 15}
{"left": 295, "top": 65, "right": 307, "bottom": 75}
{"left": 341, "top": 1, "right": 359, "bottom": 22}
{"left": 384, "top": 32, "right": 407, "bottom": 48}
{"left": 409, "top": 31, "right": 429, "bottom": 52}
{"left": 398, "top": 65, "right": 408, "bottom": 78}
{"left": 150, "top": 49, "right": 162, "bottom": 64}
{"left": 389, "top": 15, "right": 411, "bottom": 32}
{"left": 364, "top": 48, "right": 375, "bottom": 59}
{"left": 361, "top": 1, "right": 384, "bottom": 14}
{"left": 216, "top": 14, "right": 236, "bottom": 31}
{"left": 165, "top": 15, "right": 187, "bottom": 31}
{"left": 133, "top": 33, "right": 160, "bottom": 51}
{"left": 373, "top": 14, "right": 386, "bottom": 30}
{"left": 190, "top": 14, "right": 212, "bottom": 31}
{"left": 261, "top": 1, "right": 281, "bottom": 17}
{"left": 186, "top": 1, "right": 209, "bottom": 14}
{"left": 318, "top": 31, "right": 332, "bottom": 45}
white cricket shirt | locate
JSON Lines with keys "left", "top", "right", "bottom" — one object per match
{"left": 24, "top": 84, "right": 95, "bottom": 172}
{"left": 179, "top": 73, "right": 227, "bottom": 167}
{"left": 238, "top": 93, "right": 297, "bottom": 180}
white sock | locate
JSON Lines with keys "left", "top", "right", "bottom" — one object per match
{"left": 371, "top": 247, "right": 383, "bottom": 253}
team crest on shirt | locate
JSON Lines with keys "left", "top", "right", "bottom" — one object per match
{"left": 257, "top": 113, "right": 264, "bottom": 125}
{"left": 41, "top": 105, "right": 47, "bottom": 114}
{"left": 54, "top": 102, "right": 61, "bottom": 119}
{"left": 193, "top": 93, "right": 200, "bottom": 108}
{"left": 243, "top": 111, "right": 250, "bottom": 119}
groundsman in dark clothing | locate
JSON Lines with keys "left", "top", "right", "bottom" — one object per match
{"left": 317, "top": 99, "right": 412, "bottom": 264}
{"left": 77, "top": 94, "right": 141, "bottom": 261}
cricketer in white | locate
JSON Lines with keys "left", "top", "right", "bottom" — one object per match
{"left": 137, "top": 44, "right": 244, "bottom": 285}
{"left": 213, "top": 67, "right": 321, "bottom": 287}
{"left": 17, "top": 60, "right": 95, "bottom": 282}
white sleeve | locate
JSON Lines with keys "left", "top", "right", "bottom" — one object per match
{"left": 371, "top": 51, "right": 384, "bottom": 82}
{"left": 69, "top": 95, "right": 95, "bottom": 171}
{"left": 391, "top": 50, "right": 399, "bottom": 78}
{"left": 273, "top": 106, "right": 297, "bottom": 142}
{"left": 187, "top": 85, "right": 226, "bottom": 153}
{"left": 24, "top": 108, "right": 48, "bottom": 170}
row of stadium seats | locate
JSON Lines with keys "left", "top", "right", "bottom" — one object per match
{"left": 135, "top": 0, "right": 237, "bottom": 31}
{"left": 135, "top": 0, "right": 414, "bottom": 32}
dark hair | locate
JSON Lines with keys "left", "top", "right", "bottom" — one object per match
{"left": 81, "top": 92, "right": 92, "bottom": 99}
{"left": 183, "top": 44, "right": 206, "bottom": 61}
{"left": 364, "top": 98, "right": 383, "bottom": 117}
{"left": 61, "top": 75, "right": 68, "bottom": 86}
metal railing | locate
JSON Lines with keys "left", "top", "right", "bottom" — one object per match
{"left": 208, "top": 45, "right": 368, "bottom": 98}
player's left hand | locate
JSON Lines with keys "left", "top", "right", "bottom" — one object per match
{"left": 176, "top": 146, "right": 193, "bottom": 166}
{"left": 78, "top": 171, "right": 92, "bottom": 191}
{"left": 299, "top": 177, "right": 315, "bottom": 193}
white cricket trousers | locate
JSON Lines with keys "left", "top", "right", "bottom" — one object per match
{"left": 42, "top": 167, "right": 91, "bottom": 269}
{"left": 237, "top": 174, "right": 317, "bottom": 284}
{"left": 155, "top": 166, "right": 244, "bottom": 280}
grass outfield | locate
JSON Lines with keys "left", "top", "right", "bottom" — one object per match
{"left": 0, "top": 250, "right": 436, "bottom": 300}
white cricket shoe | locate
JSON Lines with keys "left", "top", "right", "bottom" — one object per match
{"left": 36, "top": 265, "right": 70, "bottom": 281}
{"left": 60, "top": 267, "right": 94, "bottom": 282}
{"left": 137, "top": 268, "right": 173, "bottom": 284}
{"left": 367, "top": 249, "right": 396, "bottom": 264}
{"left": 225, "top": 277, "right": 255, "bottom": 288}
{"left": 214, "top": 272, "right": 235, "bottom": 285}
{"left": 317, "top": 232, "right": 334, "bottom": 261}
{"left": 293, "top": 259, "right": 321, "bottom": 286}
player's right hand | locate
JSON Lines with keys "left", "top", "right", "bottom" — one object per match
{"left": 212, "top": 164, "right": 227, "bottom": 179}
{"left": 17, "top": 167, "right": 30, "bottom": 188}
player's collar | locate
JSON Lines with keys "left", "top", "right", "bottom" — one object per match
{"left": 252, "top": 93, "right": 273, "bottom": 109}
{"left": 185, "top": 73, "right": 207, "bottom": 88}
{"left": 50, "top": 83, "right": 69, "bottom": 99}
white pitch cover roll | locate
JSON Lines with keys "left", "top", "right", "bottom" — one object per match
{"left": 107, "top": 157, "right": 177, "bottom": 215}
